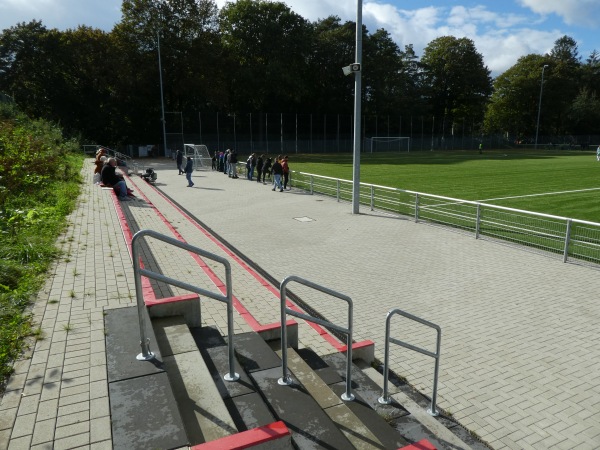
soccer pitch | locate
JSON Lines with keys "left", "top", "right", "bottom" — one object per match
{"left": 289, "top": 149, "right": 600, "bottom": 223}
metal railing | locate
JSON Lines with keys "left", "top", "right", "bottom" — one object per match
{"left": 131, "top": 229, "right": 240, "bottom": 382}
{"left": 378, "top": 309, "right": 441, "bottom": 416}
{"left": 278, "top": 275, "right": 355, "bottom": 402}
{"left": 83, "top": 144, "right": 139, "bottom": 174}
{"left": 290, "top": 171, "right": 600, "bottom": 266}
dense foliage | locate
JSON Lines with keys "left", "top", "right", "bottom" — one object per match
{"left": 0, "top": 0, "right": 598, "bottom": 147}
{"left": 0, "top": 101, "right": 82, "bottom": 386}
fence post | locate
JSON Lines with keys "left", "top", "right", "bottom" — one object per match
{"left": 310, "top": 175, "right": 314, "bottom": 195}
{"left": 337, "top": 179, "right": 340, "bottom": 202}
{"left": 563, "top": 219, "right": 572, "bottom": 263}
{"left": 475, "top": 203, "right": 481, "bottom": 239}
{"left": 415, "top": 193, "right": 420, "bottom": 222}
{"left": 370, "top": 185, "right": 375, "bottom": 211}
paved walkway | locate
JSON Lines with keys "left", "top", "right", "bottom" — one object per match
{"left": 1, "top": 157, "right": 599, "bottom": 449}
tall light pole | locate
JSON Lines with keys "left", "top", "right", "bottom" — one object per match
{"left": 351, "top": 0, "right": 363, "bottom": 215}
{"left": 534, "top": 64, "right": 548, "bottom": 150}
{"left": 157, "top": 31, "right": 167, "bottom": 157}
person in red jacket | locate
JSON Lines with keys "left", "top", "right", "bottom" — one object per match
{"left": 281, "top": 155, "right": 290, "bottom": 190}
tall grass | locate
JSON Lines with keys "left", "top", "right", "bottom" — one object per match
{"left": 289, "top": 149, "right": 600, "bottom": 222}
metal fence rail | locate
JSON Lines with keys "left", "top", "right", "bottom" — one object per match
{"left": 290, "top": 171, "right": 600, "bottom": 265}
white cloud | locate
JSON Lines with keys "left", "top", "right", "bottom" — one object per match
{"left": 518, "top": 0, "right": 600, "bottom": 27}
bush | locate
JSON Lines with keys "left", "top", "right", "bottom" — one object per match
{"left": 0, "top": 106, "right": 83, "bottom": 388}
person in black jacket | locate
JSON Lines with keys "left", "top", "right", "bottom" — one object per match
{"left": 176, "top": 150, "right": 183, "bottom": 174}
{"left": 101, "top": 158, "right": 131, "bottom": 200}
{"left": 271, "top": 156, "right": 284, "bottom": 192}
{"left": 184, "top": 156, "right": 194, "bottom": 187}
{"left": 256, "top": 154, "right": 264, "bottom": 183}
{"left": 261, "top": 157, "right": 272, "bottom": 184}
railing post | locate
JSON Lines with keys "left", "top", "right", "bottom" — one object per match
{"left": 310, "top": 175, "right": 314, "bottom": 195}
{"left": 378, "top": 309, "right": 441, "bottom": 416}
{"left": 415, "top": 193, "right": 420, "bottom": 222}
{"left": 278, "top": 275, "right": 354, "bottom": 401}
{"left": 337, "top": 179, "right": 340, "bottom": 202}
{"left": 132, "top": 234, "right": 155, "bottom": 361}
{"left": 370, "top": 185, "right": 375, "bottom": 211}
{"left": 563, "top": 219, "right": 572, "bottom": 263}
{"left": 475, "top": 203, "right": 481, "bottom": 239}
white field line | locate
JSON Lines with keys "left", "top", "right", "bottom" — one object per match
{"left": 478, "top": 187, "right": 600, "bottom": 203}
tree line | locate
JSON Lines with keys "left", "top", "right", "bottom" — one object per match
{"left": 0, "top": 0, "right": 598, "bottom": 148}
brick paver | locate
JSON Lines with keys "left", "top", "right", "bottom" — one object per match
{"left": 1, "top": 157, "right": 599, "bottom": 449}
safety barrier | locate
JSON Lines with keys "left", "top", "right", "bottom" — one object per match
{"left": 378, "top": 309, "right": 441, "bottom": 416}
{"left": 131, "top": 229, "right": 240, "bottom": 382}
{"left": 290, "top": 171, "right": 600, "bottom": 266}
{"left": 278, "top": 275, "right": 355, "bottom": 401}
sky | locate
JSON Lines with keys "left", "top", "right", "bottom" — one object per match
{"left": 0, "top": 0, "right": 598, "bottom": 77}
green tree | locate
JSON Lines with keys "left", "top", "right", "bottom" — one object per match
{"left": 305, "top": 16, "right": 356, "bottom": 114}
{"left": 420, "top": 36, "right": 492, "bottom": 136}
{"left": 218, "top": 0, "right": 312, "bottom": 112}
{"left": 114, "top": 0, "right": 222, "bottom": 144}
{"left": 484, "top": 54, "right": 547, "bottom": 138}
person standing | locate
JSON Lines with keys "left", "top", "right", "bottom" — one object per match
{"left": 272, "top": 156, "right": 284, "bottom": 192}
{"left": 596, "top": 145, "right": 600, "bottom": 161}
{"left": 256, "top": 154, "right": 264, "bottom": 183}
{"left": 281, "top": 155, "right": 290, "bottom": 190}
{"left": 176, "top": 150, "right": 184, "bottom": 174}
{"left": 230, "top": 150, "right": 239, "bottom": 178}
{"left": 247, "top": 153, "right": 257, "bottom": 180}
{"left": 263, "top": 158, "right": 272, "bottom": 184}
{"left": 184, "top": 156, "right": 194, "bottom": 187}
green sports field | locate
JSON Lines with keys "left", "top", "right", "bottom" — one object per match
{"left": 289, "top": 149, "right": 600, "bottom": 223}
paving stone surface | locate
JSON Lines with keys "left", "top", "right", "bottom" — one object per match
{"left": 1, "top": 157, "right": 599, "bottom": 449}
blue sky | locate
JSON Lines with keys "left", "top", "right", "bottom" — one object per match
{"left": 0, "top": 0, "right": 598, "bottom": 76}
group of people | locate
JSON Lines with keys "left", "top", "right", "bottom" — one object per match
{"left": 244, "top": 153, "right": 290, "bottom": 191}
{"left": 173, "top": 148, "right": 292, "bottom": 191}
{"left": 94, "top": 147, "right": 134, "bottom": 201}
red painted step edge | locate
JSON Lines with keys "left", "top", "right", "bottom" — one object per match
{"left": 191, "top": 421, "right": 290, "bottom": 450}
{"left": 398, "top": 438, "right": 437, "bottom": 450}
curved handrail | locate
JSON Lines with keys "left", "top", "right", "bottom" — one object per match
{"left": 131, "top": 229, "right": 239, "bottom": 382}
{"left": 278, "top": 275, "right": 355, "bottom": 402}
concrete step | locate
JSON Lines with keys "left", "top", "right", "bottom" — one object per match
{"left": 104, "top": 306, "right": 188, "bottom": 450}
{"left": 152, "top": 316, "right": 238, "bottom": 445}
{"left": 280, "top": 347, "right": 388, "bottom": 449}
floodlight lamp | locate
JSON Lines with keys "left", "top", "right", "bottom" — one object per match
{"left": 342, "top": 63, "right": 361, "bottom": 76}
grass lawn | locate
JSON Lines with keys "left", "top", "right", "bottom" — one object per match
{"left": 288, "top": 149, "right": 600, "bottom": 223}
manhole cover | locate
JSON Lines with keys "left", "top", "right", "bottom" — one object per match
{"left": 294, "top": 216, "right": 315, "bottom": 223}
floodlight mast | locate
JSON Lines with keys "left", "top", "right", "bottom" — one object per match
{"left": 351, "top": 0, "right": 363, "bottom": 215}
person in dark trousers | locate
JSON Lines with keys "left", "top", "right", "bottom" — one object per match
{"left": 281, "top": 155, "right": 290, "bottom": 190}
{"left": 262, "top": 157, "right": 272, "bottom": 184}
{"left": 176, "top": 150, "right": 184, "bottom": 174}
{"left": 101, "top": 157, "right": 132, "bottom": 201}
{"left": 256, "top": 154, "right": 264, "bottom": 183}
{"left": 271, "top": 156, "right": 284, "bottom": 192}
{"left": 184, "top": 156, "right": 194, "bottom": 187}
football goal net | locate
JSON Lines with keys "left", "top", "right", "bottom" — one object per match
{"left": 367, "top": 137, "right": 411, "bottom": 153}
{"left": 184, "top": 144, "right": 213, "bottom": 171}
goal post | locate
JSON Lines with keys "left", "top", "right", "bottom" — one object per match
{"left": 366, "top": 137, "right": 411, "bottom": 153}
{"left": 184, "top": 143, "right": 213, "bottom": 171}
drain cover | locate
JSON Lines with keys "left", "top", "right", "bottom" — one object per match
{"left": 294, "top": 216, "right": 315, "bottom": 222}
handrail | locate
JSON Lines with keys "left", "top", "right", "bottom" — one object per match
{"left": 378, "top": 309, "right": 441, "bottom": 416}
{"left": 278, "top": 275, "right": 355, "bottom": 402}
{"left": 131, "top": 229, "right": 240, "bottom": 382}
